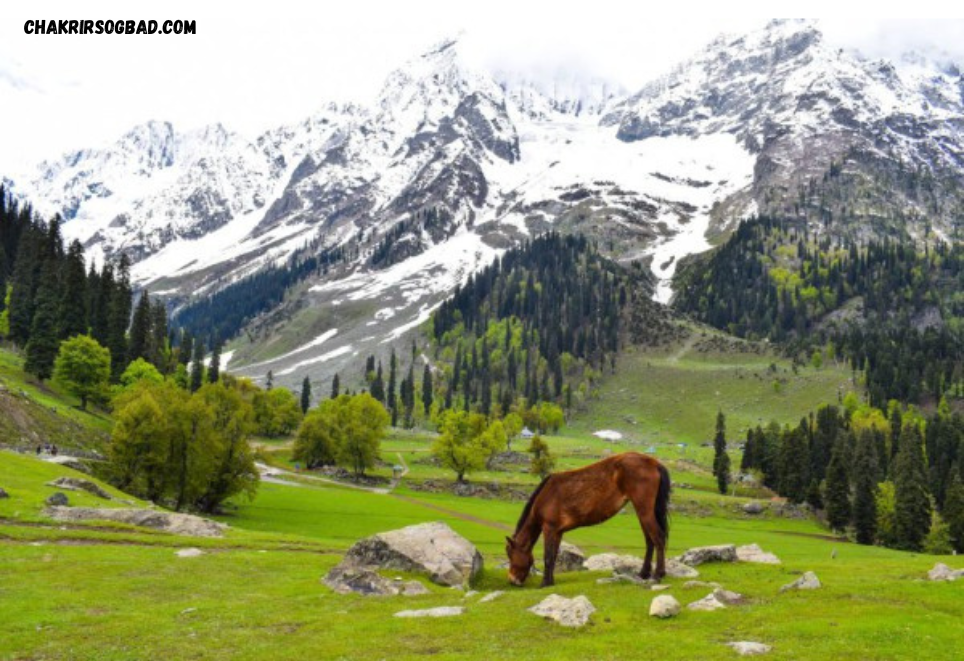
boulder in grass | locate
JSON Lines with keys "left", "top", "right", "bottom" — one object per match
{"left": 679, "top": 544, "right": 737, "bottom": 566}
{"left": 46, "top": 477, "right": 113, "bottom": 500}
{"left": 175, "top": 548, "right": 205, "bottom": 558}
{"left": 687, "top": 593, "right": 726, "bottom": 611}
{"left": 45, "top": 492, "right": 69, "bottom": 507}
{"left": 323, "top": 565, "right": 427, "bottom": 597}
{"left": 779, "top": 571, "right": 821, "bottom": 593}
{"left": 393, "top": 606, "right": 464, "bottom": 618}
{"left": 742, "top": 502, "right": 765, "bottom": 515}
{"left": 584, "top": 553, "right": 643, "bottom": 574}
{"left": 334, "top": 522, "right": 482, "bottom": 587}
{"left": 556, "top": 541, "right": 586, "bottom": 572}
{"left": 927, "top": 563, "right": 964, "bottom": 581}
{"left": 726, "top": 642, "right": 772, "bottom": 656}
{"left": 736, "top": 544, "right": 781, "bottom": 564}
{"left": 666, "top": 558, "right": 700, "bottom": 578}
{"left": 0, "top": 487, "right": 8, "bottom": 499}
{"left": 649, "top": 594, "right": 681, "bottom": 618}
{"left": 713, "top": 588, "right": 746, "bottom": 605}
{"left": 528, "top": 594, "right": 595, "bottom": 628}
{"left": 44, "top": 506, "right": 225, "bottom": 537}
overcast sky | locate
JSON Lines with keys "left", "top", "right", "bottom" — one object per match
{"left": 2, "top": 1, "right": 964, "bottom": 175}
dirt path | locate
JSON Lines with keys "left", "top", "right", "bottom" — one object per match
{"left": 668, "top": 332, "right": 699, "bottom": 363}
{"left": 256, "top": 463, "right": 391, "bottom": 494}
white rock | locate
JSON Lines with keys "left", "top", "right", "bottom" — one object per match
{"left": 584, "top": 553, "right": 643, "bottom": 573}
{"left": 666, "top": 558, "right": 700, "bottom": 578}
{"left": 684, "top": 580, "right": 722, "bottom": 589}
{"left": 479, "top": 591, "right": 504, "bottom": 603}
{"left": 713, "top": 588, "right": 745, "bottom": 605}
{"left": 927, "top": 563, "right": 964, "bottom": 581}
{"left": 649, "top": 594, "right": 681, "bottom": 618}
{"left": 736, "top": 544, "right": 781, "bottom": 564}
{"left": 393, "top": 606, "right": 464, "bottom": 618}
{"left": 651, "top": 584, "right": 671, "bottom": 591}
{"left": 556, "top": 541, "right": 587, "bottom": 572}
{"left": 687, "top": 593, "right": 727, "bottom": 611}
{"left": 679, "top": 544, "right": 737, "bottom": 566}
{"left": 726, "top": 641, "right": 772, "bottom": 656}
{"left": 175, "top": 548, "right": 205, "bottom": 558}
{"left": 528, "top": 594, "right": 596, "bottom": 628}
{"left": 780, "top": 571, "right": 821, "bottom": 592}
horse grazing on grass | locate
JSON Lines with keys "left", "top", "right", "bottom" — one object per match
{"left": 506, "top": 452, "right": 671, "bottom": 587}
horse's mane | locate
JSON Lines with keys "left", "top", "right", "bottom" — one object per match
{"left": 514, "top": 475, "right": 551, "bottom": 535}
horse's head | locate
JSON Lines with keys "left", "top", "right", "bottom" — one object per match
{"left": 505, "top": 536, "right": 533, "bottom": 586}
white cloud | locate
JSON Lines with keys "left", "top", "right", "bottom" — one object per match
{"left": 2, "top": 1, "right": 962, "bottom": 175}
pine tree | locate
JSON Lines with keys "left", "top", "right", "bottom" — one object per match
{"left": 128, "top": 291, "right": 152, "bottom": 364}
{"left": 266, "top": 370, "right": 273, "bottom": 390}
{"left": 893, "top": 423, "right": 932, "bottom": 551}
{"left": 422, "top": 364, "right": 433, "bottom": 415}
{"left": 59, "top": 240, "right": 88, "bottom": 340}
{"left": 712, "top": 411, "right": 731, "bottom": 494}
{"left": 388, "top": 349, "right": 398, "bottom": 426}
{"left": 179, "top": 330, "right": 193, "bottom": 366}
{"left": 90, "top": 262, "right": 114, "bottom": 347}
{"left": 780, "top": 421, "right": 811, "bottom": 504}
{"left": 208, "top": 340, "right": 221, "bottom": 383}
{"left": 190, "top": 340, "right": 205, "bottom": 393}
{"left": 24, "top": 261, "right": 61, "bottom": 380}
{"left": 942, "top": 468, "right": 964, "bottom": 554}
{"left": 7, "top": 224, "right": 42, "bottom": 345}
{"left": 824, "top": 439, "right": 851, "bottom": 532}
{"left": 150, "top": 299, "right": 168, "bottom": 370}
{"left": 108, "top": 255, "right": 133, "bottom": 381}
{"left": 331, "top": 373, "right": 340, "bottom": 399}
{"left": 301, "top": 376, "right": 311, "bottom": 413}
{"left": 852, "top": 430, "right": 879, "bottom": 545}
{"left": 371, "top": 362, "right": 385, "bottom": 403}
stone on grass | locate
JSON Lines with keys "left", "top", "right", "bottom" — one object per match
{"left": 736, "top": 544, "right": 781, "bottom": 564}
{"left": 479, "top": 591, "right": 504, "bottom": 603}
{"left": 726, "top": 641, "right": 772, "bottom": 656}
{"left": 528, "top": 594, "right": 595, "bottom": 628}
{"left": 45, "top": 477, "right": 113, "bottom": 500}
{"left": 584, "top": 553, "right": 643, "bottom": 573}
{"left": 743, "top": 502, "right": 765, "bottom": 515}
{"left": 713, "top": 588, "right": 746, "bottom": 605}
{"left": 393, "top": 606, "right": 464, "bottom": 618}
{"left": 780, "top": 571, "right": 821, "bottom": 592}
{"left": 0, "top": 487, "right": 9, "bottom": 499}
{"left": 684, "top": 580, "right": 721, "bottom": 589}
{"left": 45, "top": 492, "right": 69, "bottom": 507}
{"left": 687, "top": 593, "right": 727, "bottom": 611}
{"left": 679, "top": 544, "right": 737, "bottom": 566}
{"left": 335, "top": 521, "right": 482, "bottom": 587}
{"left": 175, "top": 548, "right": 205, "bottom": 558}
{"left": 596, "top": 572, "right": 649, "bottom": 586}
{"left": 650, "top": 584, "right": 671, "bottom": 591}
{"left": 43, "top": 506, "right": 225, "bottom": 537}
{"left": 927, "top": 563, "right": 964, "bottom": 581}
{"left": 556, "top": 541, "right": 586, "bottom": 572}
{"left": 666, "top": 558, "right": 700, "bottom": 578}
{"left": 649, "top": 594, "right": 681, "bottom": 618}
{"left": 323, "top": 565, "right": 427, "bottom": 596}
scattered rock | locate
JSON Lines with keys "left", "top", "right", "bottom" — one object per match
{"left": 180, "top": 607, "right": 198, "bottom": 615}
{"left": 679, "top": 544, "right": 737, "bottom": 566}
{"left": 687, "top": 593, "right": 727, "bottom": 611}
{"left": 528, "top": 594, "right": 595, "bottom": 628}
{"left": 726, "top": 642, "right": 772, "bottom": 656}
{"left": 45, "top": 492, "right": 69, "bottom": 507}
{"left": 463, "top": 590, "right": 478, "bottom": 599}
{"left": 651, "top": 584, "right": 671, "bottom": 591}
{"left": 0, "top": 487, "right": 8, "bottom": 499}
{"left": 742, "top": 502, "right": 765, "bottom": 515}
{"left": 333, "top": 522, "right": 482, "bottom": 587}
{"left": 323, "top": 565, "right": 427, "bottom": 596}
{"left": 666, "top": 558, "right": 700, "bottom": 578}
{"left": 927, "top": 563, "right": 964, "bottom": 581}
{"left": 556, "top": 541, "right": 587, "bottom": 572}
{"left": 479, "top": 591, "right": 504, "bottom": 603}
{"left": 780, "top": 571, "right": 821, "bottom": 592}
{"left": 584, "top": 553, "right": 642, "bottom": 573}
{"left": 713, "top": 588, "right": 746, "bottom": 605}
{"left": 175, "top": 548, "right": 205, "bottom": 558}
{"left": 649, "top": 594, "right": 681, "bottom": 619}
{"left": 736, "top": 544, "right": 781, "bottom": 564}
{"left": 43, "top": 506, "right": 226, "bottom": 537}
{"left": 45, "top": 477, "right": 113, "bottom": 500}
{"left": 596, "top": 572, "right": 649, "bottom": 586}
{"left": 393, "top": 606, "right": 464, "bottom": 618}
{"left": 684, "top": 580, "right": 721, "bottom": 589}
{"left": 43, "top": 456, "right": 91, "bottom": 474}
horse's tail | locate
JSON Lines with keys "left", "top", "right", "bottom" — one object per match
{"left": 655, "top": 462, "right": 671, "bottom": 542}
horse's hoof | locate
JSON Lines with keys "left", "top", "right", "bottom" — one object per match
{"left": 540, "top": 579, "right": 554, "bottom": 588}
{"left": 640, "top": 569, "right": 653, "bottom": 580}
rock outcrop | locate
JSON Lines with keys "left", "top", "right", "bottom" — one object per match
{"left": 393, "top": 606, "right": 464, "bottom": 618}
{"left": 45, "top": 492, "right": 69, "bottom": 507}
{"left": 43, "top": 506, "right": 226, "bottom": 537}
{"left": 323, "top": 565, "right": 428, "bottom": 596}
{"left": 736, "top": 544, "right": 781, "bottom": 564}
{"left": 780, "top": 571, "right": 821, "bottom": 592}
{"left": 46, "top": 477, "right": 113, "bottom": 500}
{"left": 528, "top": 594, "right": 596, "bottom": 628}
{"left": 927, "top": 563, "right": 964, "bottom": 581}
{"left": 330, "top": 522, "right": 482, "bottom": 588}
{"left": 726, "top": 642, "right": 772, "bottom": 656}
{"left": 556, "top": 541, "right": 587, "bottom": 572}
{"left": 679, "top": 544, "right": 737, "bottom": 566}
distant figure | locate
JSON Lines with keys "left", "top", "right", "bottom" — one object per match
{"left": 51, "top": 445, "right": 58, "bottom": 457}
{"left": 36, "top": 445, "right": 42, "bottom": 456}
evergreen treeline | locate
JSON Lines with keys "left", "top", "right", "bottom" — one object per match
{"left": 740, "top": 399, "right": 964, "bottom": 553}
{"left": 173, "top": 243, "right": 355, "bottom": 348}
{"left": 676, "top": 216, "right": 964, "bottom": 407}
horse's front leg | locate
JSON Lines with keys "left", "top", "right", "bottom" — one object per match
{"left": 541, "top": 528, "right": 561, "bottom": 588}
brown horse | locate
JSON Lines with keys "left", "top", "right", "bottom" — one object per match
{"left": 506, "top": 452, "right": 670, "bottom": 587}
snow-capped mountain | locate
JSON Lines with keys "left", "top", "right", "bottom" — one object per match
{"left": 9, "top": 20, "right": 964, "bottom": 389}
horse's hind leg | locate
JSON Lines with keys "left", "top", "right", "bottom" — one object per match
{"left": 640, "top": 528, "right": 655, "bottom": 579}
{"left": 541, "top": 527, "right": 561, "bottom": 588}
{"left": 629, "top": 492, "right": 666, "bottom": 581}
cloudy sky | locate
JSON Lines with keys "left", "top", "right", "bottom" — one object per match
{"left": 2, "top": 1, "right": 963, "bottom": 174}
